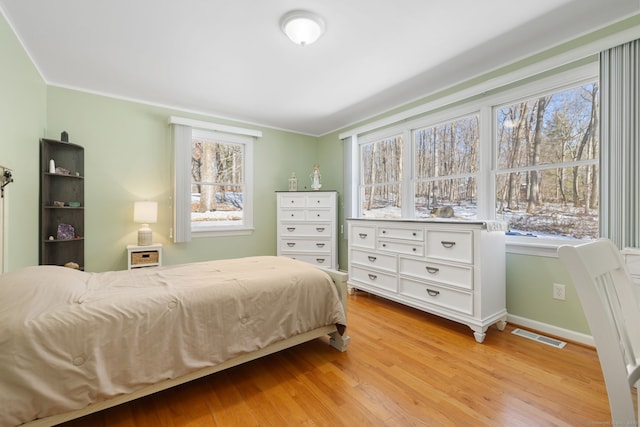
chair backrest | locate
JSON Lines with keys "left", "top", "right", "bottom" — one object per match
{"left": 558, "top": 238, "right": 640, "bottom": 425}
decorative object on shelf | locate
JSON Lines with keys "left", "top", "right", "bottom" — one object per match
{"left": 68, "top": 201, "right": 81, "bottom": 207}
{"left": 55, "top": 166, "right": 70, "bottom": 175}
{"left": 49, "top": 159, "right": 56, "bottom": 174}
{"left": 280, "top": 10, "right": 325, "bottom": 46}
{"left": 61, "top": 131, "right": 68, "bottom": 142}
{"left": 57, "top": 223, "right": 75, "bottom": 240}
{"left": 64, "top": 261, "right": 80, "bottom": 269}
{"left": 53, "top": 201, "right": 64, "bottom": 207}
{"left": 134, "top": 201, "right": 158, "bottom": 246}
{"left": 310, "top": 164, "right": 322, "bottom": 190}
{"left": 288, "top": 172, "right": 298, "bottom": 191}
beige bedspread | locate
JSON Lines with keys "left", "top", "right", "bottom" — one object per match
{"left": 0, "top": 256, "right": 346, "bottom": 426}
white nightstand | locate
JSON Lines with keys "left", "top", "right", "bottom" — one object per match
{"left": 127, "top": 243, "right": 163, "bottom": 269}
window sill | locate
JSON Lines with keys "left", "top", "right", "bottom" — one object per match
{"left": 506, "top": 235, "right": 589, "bottom": 258}
{"left": 192, "top": 226, "right": 254, "bottom": 238}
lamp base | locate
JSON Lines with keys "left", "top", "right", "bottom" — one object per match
{"left": 138, "top": 224, "right": 153, "bottom": 246}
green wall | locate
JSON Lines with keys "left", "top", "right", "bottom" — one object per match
{"left": 46, "top": 87, "right": 319, "bottom": 271}
{"left": 0, "top": 11, "right": 46, "bottom": 270}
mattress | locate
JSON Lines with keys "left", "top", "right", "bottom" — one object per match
{"left": 0, "top": 256, "right": 346, "bottom": 426}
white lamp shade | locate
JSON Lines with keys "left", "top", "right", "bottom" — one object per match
{"left": 133, "top": 201, "right": 158, "bottom": 224}
{"left": 280, "top": 10, "right": 325, "bottom": 46}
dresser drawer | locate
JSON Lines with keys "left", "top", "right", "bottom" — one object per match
{"left": 280, "top": 223, "right": 332, "bottom": 236}
{"left": 379, "top": 226, "right": 424, "bottom": 241}
{"left": 305, "top": 194, "right": 334, "bottom": 207}
{"left": 350, "top": 265, "right": 397, "bottom": 292}
{"left": 400, "top": 277, "right": 472, "bottom": 315}
{"left": 350, "top": 249, "right": 396, "bottom": 272}
{"left": 306, "top": 209, "right": 333, "bottom": 221}
{"left": 285, "top": 254, "right": 333, "bottom": 268}
{"left": 279, "top": 194, "right": 306, "bottom": 208}
{"left": 426, "top": 230, "right": 473, "bottom": 263}
{"left": 399, "top": 257, "right": 473, "bottom": 291}
{"left": 378, "top": 239, "right": 424, "bottom": 256}
{"left": 350, "top": 225, "right": 376, "bottom": 249}
{"left": 280, "top": 209, "right": 306, "bottom": 220}
{"left": 280, "top": 239, "right": 331, "bottom": 253}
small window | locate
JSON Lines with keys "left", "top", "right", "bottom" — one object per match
{"left": 495, "top": 82, "right": 599, "bottom": 239}
{"left": 191, "top": 132, "right": 246, "bottom": 230}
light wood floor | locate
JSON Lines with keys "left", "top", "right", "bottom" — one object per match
{"left": 61, "top": 291, "right": 612, "bottom": 427}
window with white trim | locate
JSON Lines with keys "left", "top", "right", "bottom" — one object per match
{"left": 190, "top": 129, "right": 253, "bottom": 234}
{"left": 170, "top": 117, "right": 259, "bottom": 241}
{"left": 495, "top": 81, "right": 599, "bottom": 239}
{"left": 349, "top": 64, "right": 599, "bottom": 243}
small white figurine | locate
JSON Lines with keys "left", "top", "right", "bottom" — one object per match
{"left": 310, "top": 164, "right": 322, "bottom": 190}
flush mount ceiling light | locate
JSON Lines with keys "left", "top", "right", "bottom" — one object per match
{"left": 280, "top": 10, "right": 325, "bottom": 46}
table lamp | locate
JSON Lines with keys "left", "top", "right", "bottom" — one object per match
{"left": 134, "top": 201, "right": 158, "bottom": 246}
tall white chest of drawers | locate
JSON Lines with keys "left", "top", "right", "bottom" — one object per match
{"left": 347, "top": 218, "right": 507, "bottom": 342}
{"left": 277, "top": 191, "right": 338, "bottom": 270}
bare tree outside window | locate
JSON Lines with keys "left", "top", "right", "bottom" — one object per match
{"left": 414, "top": 115, "right": 479, "bottom": 219}
{"left": 360, "top": 135, "right": 403, "bottom": 218}
{"left": 191, "top": 138, "right": 244, "bottom": 226}
{"left": 496, "top": 82, "right": 599, "bottom": 239}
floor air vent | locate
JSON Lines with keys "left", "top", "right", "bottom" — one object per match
{"left": 511, "top": 328, "right": 567, "bottom": 349}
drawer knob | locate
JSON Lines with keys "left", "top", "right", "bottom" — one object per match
{"left": 425, "top": 266, "right": 439, "bottom": 274}
{"left": 412, "top": 232, "right": 417, "bottom": 236}
{"left": 286, "top": 227, "right": 296, "bottom": 232}
{"left": 382, "top": 243, "right": 387, "bottom": 247}
{"left": 441, "top": 241, "right": 456, "bottom": 248}
{"left": 412, "top": 247, "right": 417, "bottom": 252}
{"left": 368, "top": 274, "right": 377, "bottom": 280}
{"left": 317, "top": 214, "right": 321, "bottom": 217}
{"left": 316, "top": 258, "right": 326, "bottom": 263}
{"left": 358, "top": 233, "right": 368, "bottom": 239}
{"left": 316, "top": 227, "right": 325, "bottom": 232}
{"left": 382, "top": 230, "right": 387, "bottom": 234}
{"left": 290, "top": 213, "right": 295, "bottom": 217}
{"left": 287, "top": 242, "right": 296, "bottom": 247}
{"left": 316, "top": 243, "right": 325, "bottom": 248}
{"left": 367, "top": 256, "right": 377, "bottom": 262}
{"left": 426, "top": 289, "right": 440, "bottom": 297}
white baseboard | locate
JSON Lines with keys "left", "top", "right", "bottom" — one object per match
{"left": 507, "top": 314, "right": 594, "bottom": 347}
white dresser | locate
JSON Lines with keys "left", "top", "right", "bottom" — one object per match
{"left": 347, "top": 218, "right": 507, "bottom": 343}
{"left": 277, "top": 191, "right": 338, "bottom": 270}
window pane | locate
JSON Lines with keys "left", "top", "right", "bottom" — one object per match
{"left": 415, "top": 115, "right": 479, "bottom": 179}
{"left": 496, "top": 165, "right": 598, "bottom": 239}
{"left": 360, "top": 136, "right": 403, "bottom": 185}
{"left": 361, "top": 184, "right": 401, "bottom": 218}
{"left": 497, "top": 83, "right": 599, "bottom": 170}
{"left": 415, "top": 177, "right": 477, "bottom": 219}
{"left": 191, "top": 184, "right": 243, "bottom": 226}
{"left": 192, "top": 138, "right": 245, "bottom": 227}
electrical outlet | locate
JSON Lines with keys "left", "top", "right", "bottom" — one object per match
{"left": 553, "top": 283, "right": 566, "bottom": 300}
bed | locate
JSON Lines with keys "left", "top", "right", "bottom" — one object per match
{"left": 0, "top": 256, "right": 349, "bottom": 427}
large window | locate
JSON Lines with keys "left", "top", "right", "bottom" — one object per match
{"left": 349, "top": 64, "right": 599, "bottom": 244}
{"left": 495, "top": 82, "right": 599, "bottom": 239}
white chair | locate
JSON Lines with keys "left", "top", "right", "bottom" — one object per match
{"left": 558, "top": 238, "right": 640, "bottom": 426}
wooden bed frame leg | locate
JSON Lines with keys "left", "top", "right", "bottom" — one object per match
{"left": 329, "top": 332, "right": 350, "bottom": 352}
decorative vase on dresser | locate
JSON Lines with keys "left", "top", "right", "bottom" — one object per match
{"left": 276, "top": 191, "right": 338, "bottom": 270}
{"left": 347, "top": 218, "right": 507, "bottom": 343}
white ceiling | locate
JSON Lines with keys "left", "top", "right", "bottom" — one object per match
{"left": 1, "top": 0, "right": 639, "bottom": 136}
